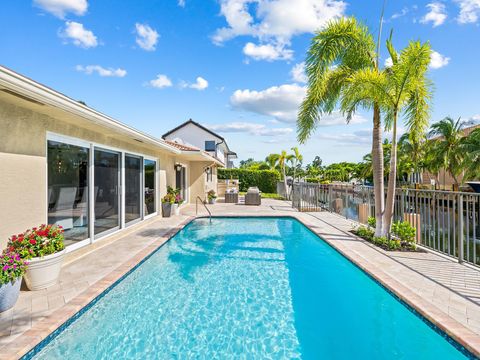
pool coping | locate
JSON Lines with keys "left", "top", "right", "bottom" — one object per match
{"left": 4, "top": 214, "right": 480, "bottom": 359}
{"left": 1, "top": 217, "right": 195, "bottom": 360}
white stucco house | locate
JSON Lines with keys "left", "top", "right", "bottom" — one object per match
{"left": 162, "top": 119, "right": 237, "bottom": 168}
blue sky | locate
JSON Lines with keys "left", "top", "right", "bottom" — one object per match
{"left": 1, "top": 0, "right": 479, "bottom": 165}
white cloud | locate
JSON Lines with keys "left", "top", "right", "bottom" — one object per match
{"left": 317, "top": 129, "right": 372, "bottom": 146}
{"left": 243, "top": 42, "right": 293, "bottom": 61}
{"left": 385, "top": 50, "right": 450, "bottom": 70}
{"left": 33, "top": 0, "right": 87, "bottom": 18}
{"left": 213, "top": 0, "right": 346, "bottom": 61}
{"left": 76, "top": 65, "right": 126, "bottom": 77}
{"left": 384, "top": 57, "right": 393, "bottom": 68}
{"left": 135, "top": 23, "right": 159, "bottom": 51}
{"left": 231, "top": 84, "right": 306, "bottom": 122}
{"left": 455, "top": 0, "right": 480, "bottom": 23}
{"left": 178, "top": 0, "right": 186, "bottom": 6}
{"left": 149, "top": 74, "right": 173, "bottom": 89}
{"left": 291, "top": 62, "right": 307, "bottom": 83}
{"left": 60, "top": 21, "right": 98, "bottom": 48}
{"left": 421, "top": 2, "right": 448, "bottom": 27}
{"left": 429, "top": 50, "right": 450, "bottom": 69}
{"left": 391, "top": 7, "right": 409, "bottom": 20}
{"left": 206, "top": 122, "right": 293, "bottom": 136}
{"left": 188, "top": 77, "right": 209, "bottom": 90}
{"left": 317, "top": 112, "right": 367, "bottom": 126}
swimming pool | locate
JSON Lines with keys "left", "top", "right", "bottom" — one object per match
{"left": 27, "top": 217, "right": 472, "bottom": 359}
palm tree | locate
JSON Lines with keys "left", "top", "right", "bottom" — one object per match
{"left": 290, "top": 147, "right": 303, "bottom": 182}
{"left": 462, "top": 127, "right": 480, "bottom": 181}
{"left": 428, "top": 117, "right": 466, "bottom": 186}
{"left": 276, "top": 150, "right": 293, "bottom": 197}
{"left": 265, "top": 154, "right": 279, "bottom": 170}
{"left": 398, "top": 132, "right": 426, "bottom": 183}
{"left": 297, "top": 16, "right": 387, "bottom": 236}
{"left": 342, "top": 35, "right": 432, "bottom": 231}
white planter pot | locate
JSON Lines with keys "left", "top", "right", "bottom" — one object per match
{"left": 24, "top": 250, "right": 66, "bottom": 291}
{"left": 173, "top": 204, "right": 180, "bottom": 216}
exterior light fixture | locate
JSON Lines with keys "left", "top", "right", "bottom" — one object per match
{"left": 175, "top": 163, "right": 183, "bottom": 172}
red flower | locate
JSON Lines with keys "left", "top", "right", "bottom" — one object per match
{"left": 29, "top": 239, "right": 36, "bottom": 245}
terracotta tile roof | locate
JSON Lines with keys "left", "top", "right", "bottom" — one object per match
{"left": 164, "top": 140, "right": 200, "bottom": 151}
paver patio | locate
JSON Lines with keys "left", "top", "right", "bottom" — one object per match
{"left": 1, "top": 198, "right": 480, "bottom": 358}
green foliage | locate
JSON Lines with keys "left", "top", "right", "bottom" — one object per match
{"left": 391, "top": 221, "right": 416, "bottom": 249}
{"left": 367, "top": 216, "right": 376, "bottom": 228}
{"left": 207, "top": 190, "right": 217, "bottom": 200}
{"left": 218, "top": 169, "right": 280, "bottom": 193}
{"left": 0, "top": 250, "right": 28, "bottom": 285}
{"left": 355, "top": 226, "right": 374, "bottom": 241}
{"left": 8, "top": 224, "right": 65, "bottom": 260}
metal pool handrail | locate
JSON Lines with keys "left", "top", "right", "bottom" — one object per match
{"left": 196, "top": 196, "right": 212, "bottom": 222}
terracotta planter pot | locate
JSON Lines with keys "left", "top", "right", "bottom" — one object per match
{"left": 162, "top": 203, "right": 172, "bottom": 217}
{"left": 0, "top": 278, "right": 22, "bottom": 312}
{"left": 24, "top": 250, "right": 66, "bottom": 291}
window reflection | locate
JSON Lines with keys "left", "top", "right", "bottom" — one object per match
{"left": 47, "top": 140, "right": 89, "bottom": 246}
{"left": 144, "top": 160, "right": 156, "bottom": 215}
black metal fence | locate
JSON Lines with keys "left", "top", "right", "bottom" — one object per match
{"left": 291, "top": 183, "right": 480, "bottom": 267}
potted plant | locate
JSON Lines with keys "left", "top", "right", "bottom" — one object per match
{"left": 8, "top": 224, "right": 65, "bottom": 291}
{"left": 0, "top": 250, "right": 28, "bottom": 312}
{"left": 161, "top": 193, "right": 175, "bottom": 217}
{"left": 207, "top": 190, "right": 217, "bottom": 204}
{"left": 174, "top": 193, "right": 184, "bottom": 215}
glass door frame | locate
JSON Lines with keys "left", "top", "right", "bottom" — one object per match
{"left": 46, "top": 132, "right": 160, "bottom": 252}
{"left": 46, "top": 132, "right": 92, "bottom": 253}
{"left": 143, "top": 157, "right": 158, "bottom": 220}
{"left": 124, "top": 153, "right": 143, "bottom": 227}
{"left": 93, "top": 146, "right": 121, "bottom": 238}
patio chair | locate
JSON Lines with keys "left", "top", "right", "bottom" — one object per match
{"left": 245, "top": 187, "right": 261, "bottom": 206}
{"left": 49, "top": 186, "right": 77, "bottom": 229}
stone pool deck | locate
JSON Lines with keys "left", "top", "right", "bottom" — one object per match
{"left": 1, "top": 198, "right": 480, "bottom": 358}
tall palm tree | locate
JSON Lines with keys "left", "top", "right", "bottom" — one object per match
{"left": 290, "top": 147, "right": 303, "bottom": 182}
{"left": 342, "top": 36, "right": 432, "bottom": 231}
{"left": 428, "top": 117, "right": 466, "bottom": 185}
{"left": 277, "top": 150, "right": 293, "bottom": 196}
{"left": 398, "top": 131, "right": 426, "bottom": 183}
{"left": 297, "top": 16, "right": 387, "bottom": 236}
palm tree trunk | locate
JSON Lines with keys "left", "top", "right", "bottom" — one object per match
{"left": 283, "top": 166, "right": 288, "bottom": 198}
{"left": 372, "top": 105, "right": 386, "bottom": 237}
{"left": 385, "top": 112, "right": 398, "bottom": 233}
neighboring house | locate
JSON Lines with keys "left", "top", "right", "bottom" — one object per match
{"left": 421, "top": 124, "right": 480, "bottom": 189}
{"left": 162, "top": 119, "right": 237, "bottom": 169}
{"left": 0, "top": 66, "right": 222, "bottom": 252}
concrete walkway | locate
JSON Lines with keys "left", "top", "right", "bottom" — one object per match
{"left": 1, "top": 199, "right": 480, "bottom": 358}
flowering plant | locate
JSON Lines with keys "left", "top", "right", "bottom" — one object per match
{"left": 7, "top": 224, "right": 65, "bottom": 260}
{"left": 161, "top": 193, "right": 175, "bottom": 204}
{"left": 0, "top": 250, "right": 28, "bottom": 285}
{"left": 174, "top": 193, "right": 184, "bottom": 205}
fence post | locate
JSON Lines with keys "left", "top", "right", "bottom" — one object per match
{"left": 458, "top": 193, "right": 464, "bottom": 264}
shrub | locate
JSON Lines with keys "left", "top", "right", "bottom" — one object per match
{"left": 387, "top": 239, "right": 401, "bottom": 251}
{"left": 162, "top": 193, "right": 175, "bottom": 204}
{"left": 373, "top": 236, "right": 388, "bottom": 247}
{"left": 391, "top": 221, "right": 416, "bottom": 245}
{"left": 305, "top": 177, "right": 320, "bottom": 183}
{"left": 356, "top": 226, "right": 374, "bottom": 241}
{"left": 218, "top": 169, "right": 280, "bottom": 193}
{"left": 367, "top": 216, "right": 376, "bottom": 228}
{"left": 0, "top": 250, "right": 28, "bottom": 285}
{"left": 8, "top": 224, "right": 65, "bottom": 260}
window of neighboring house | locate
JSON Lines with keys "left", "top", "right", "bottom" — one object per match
{"left": 205, "top": 140, "right": 216, "bottom": 152}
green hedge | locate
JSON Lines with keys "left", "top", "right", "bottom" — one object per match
{"left": 218, "top": 169, "right": 280, "bottom": 193}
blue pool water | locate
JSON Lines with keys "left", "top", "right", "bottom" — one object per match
{"left": 30, "top": 217, "right": 470, "bottom": 359}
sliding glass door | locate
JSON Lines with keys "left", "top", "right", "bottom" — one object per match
{"left": 144, "top": 159, "right": 156, "bottom": 216}
{"left": 125, "top": 154, "right": 142, "bottom": 224}
{"left": 47, "top": 140, "right": 89, "bottom": 247}
{"left": 94, "top": 148, "right": 120, "bottom": 235}
{"left": 175, "top": 165, "right": 186, "bottom": 202}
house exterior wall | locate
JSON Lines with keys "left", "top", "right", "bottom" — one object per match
{"left": 164, "top": 122, "right": 227, "bottom": 164}
{"left": 0, "top": 97, "right": 197, "bottom": 250}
